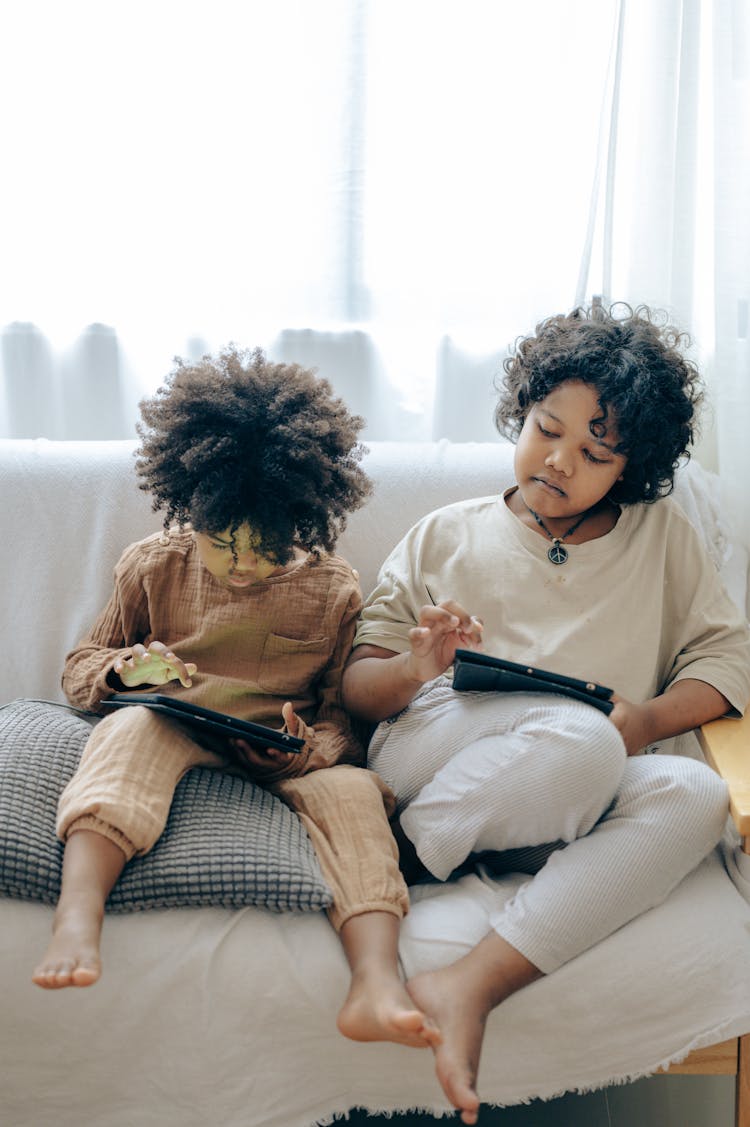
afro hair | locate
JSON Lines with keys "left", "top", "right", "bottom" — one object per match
{"left": 135, "top": 346, "right": 372, "bottom": 562}
{"left": 494, "top": 302, "right": 704, "bottom": 504}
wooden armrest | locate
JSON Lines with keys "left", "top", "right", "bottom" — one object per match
{"left": 698, "top": 711, "right": 750, "bottom": 848}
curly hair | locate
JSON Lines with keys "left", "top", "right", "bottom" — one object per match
{"left": 494, "top": 302, "right": 704, "bottom": 504}
{"left": 135, "top": 346, "right": 372, "bottom": 562}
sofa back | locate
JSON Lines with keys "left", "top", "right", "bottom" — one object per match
{"left": 0, "top": 438, "right": 518, "bottom": 705}
{"left": 1, "top": 438, "right": 744, "bottom": 707}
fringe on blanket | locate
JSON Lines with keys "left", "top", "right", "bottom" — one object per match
{"left": 306, "top": 1017, "right": 746, "bottom": 1127}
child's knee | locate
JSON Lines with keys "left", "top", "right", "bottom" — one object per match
{"left": 669, "top": 757, "right": 729, "bottom": 841}
{"left": 81, "top": 704, "right": 186, "bottom": 767}
{"left": 322, "top": 764, "right": 395, "bottom": 809}
{"left": 627, "top": 755, "right": 729, "bottom": 853}
{"left": 532, "top": 703, "right": 625, "bottom": 796}
{"left": 281, "top": 764, "right": 397, "bottom": 817}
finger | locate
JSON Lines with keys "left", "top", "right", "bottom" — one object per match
{"left": 263, "top": 746, "right": 294, "bottom": 764}
{"left": 234, "top": 745, "right": 267, "bottom": 770}
{"left": 417, "top": 605, "right": 460, "bottom": 630}
{"left": 436, "top": 599, "right": 475, "bottom": 623}
{"left": 167, "top": 659, "right": 198, "bottom": 685}
{"left": 408, "top": 625, "right": 435, "bottom": 653}
{"left": 458, "top": 615, "right": 484, "bottom": 648}
{"left": 174, "top": 662, "right": 198, "bottom": 687}
{"left": 131, "top": 644, "right": 148, "bottom": 661}
{"left": 164, "top": 653, "right": 193, "bottom": 687}
{"left": 148, "top": 642, "right": 194, "bottom": 686}
{"left": 281, "top": 701, "right": 299, "bottom": 735}
{"left": 235, "top": 743, "right": 291, "bottom": 770}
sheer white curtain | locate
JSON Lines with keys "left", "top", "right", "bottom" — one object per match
{"left": 2, "top": 0, "right": 746, "bottom": 512}
{"left": 582, "top": 0, "right": 750, "bottom": 544}
{"left": 0, "top": 0, "right": 360, "bottom": 436}
{"left": 0, "top": 0, "right": 617, "bottom": 443}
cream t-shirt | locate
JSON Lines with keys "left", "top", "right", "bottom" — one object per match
{"left": 354, "top": 491, "right": 750, "bottom": 712}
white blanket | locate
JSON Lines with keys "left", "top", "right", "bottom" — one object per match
{"left": 2, "top": 849, "right": 749, "bottom": 1127}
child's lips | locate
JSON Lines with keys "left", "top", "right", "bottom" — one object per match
{"left": 226, "top": 573, "right": 256, "bottom": 588}
{"left": 533, "top": 475, "right": 566, "bottom": 497}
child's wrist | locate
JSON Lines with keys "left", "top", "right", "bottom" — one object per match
{"left": 401, "top": 651, "right": 432, "bottom": 688}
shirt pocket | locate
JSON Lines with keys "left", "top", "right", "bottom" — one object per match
{"left": 257, "top": 633, "right": 330, "bottom": 696}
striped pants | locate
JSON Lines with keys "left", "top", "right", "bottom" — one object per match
{"left": 367, "top": 680, "right": 729, "bottom": 973}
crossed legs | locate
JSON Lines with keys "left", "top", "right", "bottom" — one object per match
{"left": 369, "top": 688, "right": 729, "bottom": 1122}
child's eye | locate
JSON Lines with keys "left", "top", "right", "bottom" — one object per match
{"left": 210, "top": 542, "right": 231, "bottom": 551}
{"left": 537, "top": 423, "right": 558, "bottom": 438}
{"left": 584, "top": 449, "right": 609, "bottom": 465}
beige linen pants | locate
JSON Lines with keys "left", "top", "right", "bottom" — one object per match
{"left": 58, "top": 705, "right": 408, "bottom": 931}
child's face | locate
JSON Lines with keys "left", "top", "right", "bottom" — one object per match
{"left": 194, "top": 524, "right": 287, "bottom": 590}
{"left": 514, "top": 380, "right": 627, "bottom": 519}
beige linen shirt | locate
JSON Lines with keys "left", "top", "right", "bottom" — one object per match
{"left": 354, "top": 491, "right": 750, "bottom": 714}
{"left": 63, "top": 530, "right": 364, "bottom": 776}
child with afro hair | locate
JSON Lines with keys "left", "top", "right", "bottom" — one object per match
{"left": 33, "top": 346, "right": 439, "bottom": 1051}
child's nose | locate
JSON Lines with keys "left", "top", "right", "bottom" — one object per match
{"left": 545, "top": 446, "right": 572, "bottom": 475}
{"left": 235, "top": 549, "right": 258, "bottom": 568}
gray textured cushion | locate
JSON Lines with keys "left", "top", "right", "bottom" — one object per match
{"left": 0, "top": 698, "right": 332, "bottom": 913}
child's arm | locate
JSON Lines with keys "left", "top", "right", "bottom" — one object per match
{"left": 63, "top": 538, "right": 197, "bottom": 710}
{"left": 342, "top": 600, "right": 483, "bottom": 723}
{"left": 62, "top": 543, "right": 152, "bottom": 711}
{"left": 610, "top": 679, "right": 734, "bottom": 756}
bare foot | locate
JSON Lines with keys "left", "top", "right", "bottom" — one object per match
{"left": 337, "top": 971, "right": 442, "bottom": 1048}
{"left": 32, "top": 828, "right": 127, "bottom": 990}
{"left": 32, "top": 908, "right": 103, "bottom": 989}
{"left": 407, "top": 967, "right": 485, "bottom": 1124}
{"left": 337, "top": 910, "right": 440, "bottom": 1047}
{"left": 406, "top": 933, "right": 542, "bottom": 1125}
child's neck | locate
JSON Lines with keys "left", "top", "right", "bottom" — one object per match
{"left": 507, "top": 488, "right": 620, "bottom": 545}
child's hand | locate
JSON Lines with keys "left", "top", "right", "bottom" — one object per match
{"left": 406, "top": 600, "right": 483, "bottom": 683}
{"left": 608, "top": 695, "right": 653, "bottom": 756}
{"left": 230, "top": 702, "right": 309, "bottom": 773}
{"left": 113, "top": 642, "right": 198, "bottom": 689}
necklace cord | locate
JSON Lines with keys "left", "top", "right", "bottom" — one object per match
{"left": 525, "top": 504, "right": 592, "bottom": 545}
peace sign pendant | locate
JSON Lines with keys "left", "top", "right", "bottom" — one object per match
{"left": 547, "top": 540, "right": 569, "bottom": 565}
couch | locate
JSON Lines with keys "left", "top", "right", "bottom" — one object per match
{"left": 2, "top": 437, "right": 750, "bottom": 1127}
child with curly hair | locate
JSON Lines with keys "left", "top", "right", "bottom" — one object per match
{"left": 342, "top": 303, "right": 750, "bottom": 1123}
{"left": 32, "top": 347, "right": 439, "bottom": 1050}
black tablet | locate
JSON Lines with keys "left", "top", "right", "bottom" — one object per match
{"left": 102, "top": 693, "right": 306, "bottom": 753}
{"left": 452, "top": 650, "right": 614, "bottom": 715}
